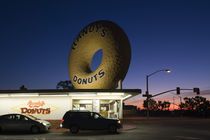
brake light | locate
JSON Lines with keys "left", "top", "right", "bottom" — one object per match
{"left": 61, "top": 119, "right": 64, "bottom": 123}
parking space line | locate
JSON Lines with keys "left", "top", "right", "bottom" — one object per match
{"left": 175, "top": 136, "right": 201, "bottom": 140}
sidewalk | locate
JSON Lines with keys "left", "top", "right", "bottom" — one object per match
{"left": 122, "top": 116, "right": 210, "bottom": 121}
{"left": 120, "top": 124, "right": 136, "bottom": 130}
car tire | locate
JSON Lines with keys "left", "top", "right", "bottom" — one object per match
{"left": 31, "top": 126, "right": 40, "bottom": 134}
{"left": 70, "top": 125, "right": 79, "bottom": 134}
{"left": 0, "top": 126, "right": 2, "bottom": 133}
{"left": 109, "top": 125, "right": 117, "bottom": 133}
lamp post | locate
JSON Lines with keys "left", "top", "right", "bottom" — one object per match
{"left": 145, "top": 69, "right": 171, "bottom": 119}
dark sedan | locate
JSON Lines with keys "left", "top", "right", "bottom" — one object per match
{"left": 0, "top": 114, "right": 51, "bottom": 133}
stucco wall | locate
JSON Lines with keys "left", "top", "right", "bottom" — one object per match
{"left": 0, "top": 96, "right": 72, "bottom": 120}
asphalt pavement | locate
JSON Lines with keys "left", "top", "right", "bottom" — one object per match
{"left": 0, "top": 117, "right": 210, "bottom": 140}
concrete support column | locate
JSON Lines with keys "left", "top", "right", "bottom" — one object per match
{"left": 119, "top": 99, "right": 123, "bottom": 119}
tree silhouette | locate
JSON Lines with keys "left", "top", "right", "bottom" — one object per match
{"left": 140, "top": 96, "right": 210, "bottom": 117}
{"left": 56, "top": 80, "right": 74, "bottom": 90}
{"left": 158, "top": 101, "right": 163, "bottom": 110}
{"left": 20, "top": 85, "right": 27, "bottom": 90}
{"left": 157, "top": 101, "right": 171, "bottom": 110}
{"left": 143, "top": 98, "right": 158, "bottom": 111}
{"left": 163, "top": 101, "right": 171, "bottom": 110}
{"left": 180, "top": 96, "right": 210, "bottom": 113}
{"left": 179, "top": 102, "right": 185, "bottom": 110}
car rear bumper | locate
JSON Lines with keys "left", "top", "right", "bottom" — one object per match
{"left": 117, "top": 124, "right": 122, "bottom": 129}
{"left": 60, "top": 123, "right": 68, "bottom": 128}
{"left": 60, "top": 123, "right": 63, "bottom": 128}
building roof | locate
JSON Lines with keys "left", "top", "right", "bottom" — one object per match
{"left": 0, "top": 89, "right": 141, "bottom": 101}
{"left": 0, "top": 89, "right": 141, "bottom": 94}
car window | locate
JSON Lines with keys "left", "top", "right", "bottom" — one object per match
{"left": 3, "top": 115, "right": 14, "bottom": 120}
{"left": 91, "top": 113, "right": 100, "bottom": 119}
{"left": 68, "top": 112, "right": 75, "bottom": 118}
{"left": 4, "top": 115, "right": 17, "bottom": 120}
{"left": 78, "top": 113, "right": 90, "bottom": 119}
{"left": 67, "top": 112, "right": 90, "bottom": 119}
{"left": 15, "top": 114, "right": 21, "bottom": 120}
{"left": 26, "top": 115, "right": 38, "bottom": 120}
{"left": 2, "top": 115, "right": 30, "bottom": 121}
{"left": 66, "top": 112, "right": 77, "bottom": 118}
{"left": 94, "top": 113, "right": 100, "bottom": 119}
{"left": 20, "top": 115, "right": 29, "bottom": 121}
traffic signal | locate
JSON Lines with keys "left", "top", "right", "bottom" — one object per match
{"left": 193, "top": 88, "right": 200, "bottom": 95}
{"left": 176, "top": 87, "right": 180, "bottom": 94}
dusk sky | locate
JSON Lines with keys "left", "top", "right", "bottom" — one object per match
{"left": 0, "top": 0, "right": 210, "bottom": 106}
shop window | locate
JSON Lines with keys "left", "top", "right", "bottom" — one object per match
{"left": 108, "top": 100, "right": 120, "bottom": 119}
{"left": 73, "top": 100, "right": 93, "bottom": 111}
{"left": 99, "top": 100, "right": 120, "bottom": 119}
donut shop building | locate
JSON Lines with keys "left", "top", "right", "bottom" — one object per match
{"left": 0, "top": 89, "right": 141, "bottom": 120}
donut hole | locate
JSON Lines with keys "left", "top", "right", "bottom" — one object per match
{"left": 91, "top": 49, "right": 103, "bottom": 72}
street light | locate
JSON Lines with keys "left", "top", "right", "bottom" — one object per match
{"left": 145, "top": 69, "right": 171, "bottom": 119}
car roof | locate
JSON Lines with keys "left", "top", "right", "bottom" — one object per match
{"left": 67, "top": 110, "right": 90, "bottom": 113}
{"left": 0, "top": 113, "right": 25, "bottom": 117}
{"left": 66, "top": 110, "right": 101, "bottom": 115}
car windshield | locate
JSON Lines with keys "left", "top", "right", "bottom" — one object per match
{"left": 26, "top": 114, "right": 39, "bottom": 120}
{"left": 98, "top": 114, "right": 105, "bottom": 119}
{"left": 92, "top": 112, "right": 105, "bottom": 119}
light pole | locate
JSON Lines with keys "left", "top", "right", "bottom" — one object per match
{"left": 145, "top": 69, "right": 171, "bottom": 119}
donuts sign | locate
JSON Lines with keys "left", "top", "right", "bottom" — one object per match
{"left": 21, "top": 100, "right": 50, "bottom": 115}
{"left": 11, "top": 100, "right": 60, "bottom": 117}
{"left": 72, "top": 69, "right": 105, "bottom": 85}
{"left": 68, "top": 20, "right": 131, "bottom": 89}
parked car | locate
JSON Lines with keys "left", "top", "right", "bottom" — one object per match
{"left": 60, "top": 110, "right": 122, "bottom": 134}
{"left": 0, "top": 113, "right": 51, "bottom": 133}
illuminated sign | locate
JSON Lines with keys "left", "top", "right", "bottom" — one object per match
{"left": 11, "top": 100, "right": 60, "bottom": 117}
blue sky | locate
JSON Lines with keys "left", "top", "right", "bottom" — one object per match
{"left": 0, "top": 0, "right": 210, "bottom": 103}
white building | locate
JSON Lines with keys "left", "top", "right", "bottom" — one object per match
{"left": 0, "top": 89, "right": 141, "bottom": 120}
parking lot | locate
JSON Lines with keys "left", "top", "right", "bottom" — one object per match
{"left": 1, "top": 117, "right": 210, "bottom": 140}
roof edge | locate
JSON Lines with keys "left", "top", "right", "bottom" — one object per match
{"left": 0, "top": 89, "right": 141, "bottom": 94}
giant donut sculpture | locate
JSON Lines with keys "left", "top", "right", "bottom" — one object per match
{"left": 68, "top": 20, "right": 131, "bottom": 89}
